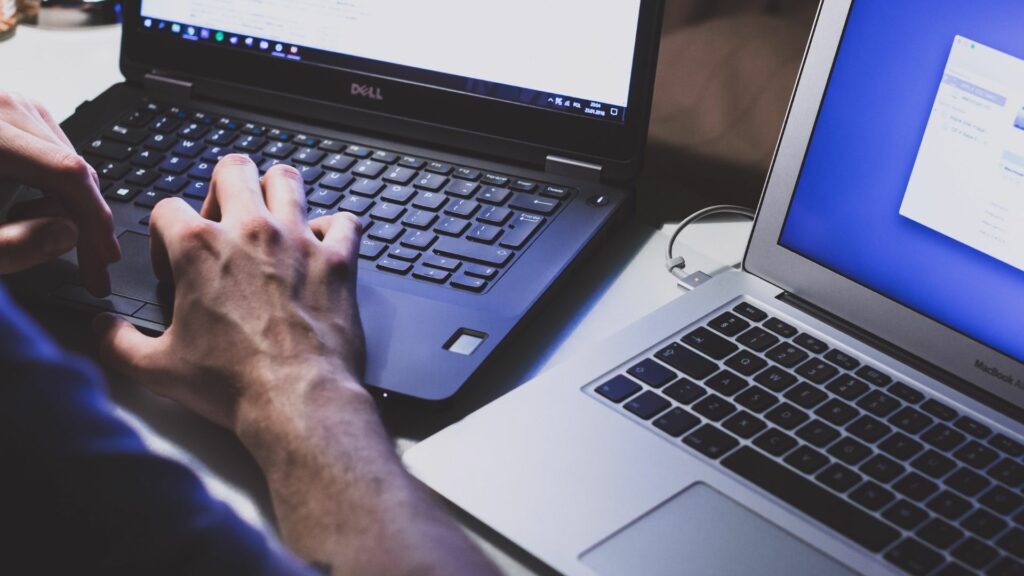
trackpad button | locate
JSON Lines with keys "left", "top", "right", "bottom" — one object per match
{"left": 580, "top": 483, "right": 854, "bottom": 576}
{"left": 110, "top": 231, "right": 173, "bottom": 307}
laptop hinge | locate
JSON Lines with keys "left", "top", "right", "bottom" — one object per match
{"left": 545, "top": 155, "right": 604, "bottom": 182}
{"left": 143, "top": 73, "right": 194, "bottom": 103}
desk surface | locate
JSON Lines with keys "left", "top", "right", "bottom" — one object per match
{"left": 2, "top": 25, "right": 754, "bottom": 575}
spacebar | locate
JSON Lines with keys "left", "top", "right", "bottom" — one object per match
{"left": 721, "top": 447, "right": 900, "bottom": 553}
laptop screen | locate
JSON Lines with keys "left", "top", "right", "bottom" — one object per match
{"left": 138, "top": 0, "right": 641, "bottom": 125}
{"left": 780, "top": 0, "right": 1024, "bottom": 363}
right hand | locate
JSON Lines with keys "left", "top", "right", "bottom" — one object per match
{"left": 94, "top": 156, "right": 370, "bottom": 441}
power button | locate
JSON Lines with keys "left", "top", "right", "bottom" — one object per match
{"left": 588, "top": 194, "right": 611, "bottom": 208}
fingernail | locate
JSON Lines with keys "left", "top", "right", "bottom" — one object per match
{"left": 43, "top": 220, "right": 78, "bottom": 257}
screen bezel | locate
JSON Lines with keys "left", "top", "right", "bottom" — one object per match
{"left": 746, "top": 0, "right": 1024, "bottom": 413}
{"left": 120, "top": 1, "right": 663, "bottom": 167}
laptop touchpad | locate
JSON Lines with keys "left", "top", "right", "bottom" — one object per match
{"left": 110, "top": 231, "right": 172, "bottom": 307}
{"left": 580, "top": 483, "right": 853, "bottom": 576}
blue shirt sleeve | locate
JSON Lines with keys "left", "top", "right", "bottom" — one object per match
{"left": 0, "top": 284, "right": 315, "bottom": 576}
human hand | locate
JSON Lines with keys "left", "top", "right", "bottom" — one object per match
{"left": 0, "top": 92, "right": 120, "bottom": 295}
{"left": 93, "top": 156, "right": 369, "bottom": 442}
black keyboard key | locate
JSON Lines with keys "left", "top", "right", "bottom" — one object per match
{"left": 508, "top": 195, "right": 559, "bottom": 215}
{"left": 889, "top": 382, "right": 925, "bottom": 404}
{"left": 134, "top": 191, "right": 173, "bottom": 209}
{"left": 683, "top": 424, "right": 739, "bottom": 459}
{"left": 860, "top": 454, "right": 906, "bottom": 483}
{"left": 795, "top": 359, "right": 838, "bottom": 385}
{"left": 922, "top": 424, "right": 967, "bottom": 452}
{"left": 954, "top": 441, "right": 999, "bottom": 470}
{"left": 753, "top": 428, "right": 798, "bottom": 456}
{"left": 509, "top": 179, "right": 537, "bottom": 193}
{"left": 815, "top": 398, "right": 859, "bottom": 426}
{"left": 345, "top": 145, "right": 372, "bottom": 159}
{"left": 847, "top": 415, "right": 892, "bottom": 444}
{"left": 104, "top": 186, "right": 140, "bottom": 203}
{"left": 663, "top": 379, "right": 706, "bottom": 405}
{"left": 464, "top": 264, "right": 497, "bottom": 280}
{"left": 596, "top": 376, "right": 644, "bottom": 404}
{"left": 84, "top": 139, "right": 132, "bottom": 161}
{"left": 388, "top": 247, "right": 421, "bottom": 262}
{"left": 817, "top": 466, "right": 861, "bottom": 497}
{"left": 894, "top": 472, "right": 940, "bottom": 502}
{"left": 339, "top": 195, "right": 375, "bottom": 215}
{"left": 763, "top": 317, "right": 797, "bottom": 338}
{"left": 477, "top": 205, "right": 512, "bottom": 226}
{"left": 414, "top": 173, "right": 449, "bottom": 192}
{"left": 627, "top": 359, "right": 676, "bottom": 389}
{"left": 655, "top": 343, "right": 717, "bottom": 380}
{"left": 889, "top": 406, "right": 934, "bottom": 435}
{"left": 765, "top": 402, "right": 809, "bottom": 431}
{"left": 131, "top": 149, "right": 161, "bottom": 168}
{"left": 681, "top": 327, "right": 738, "bottom": 361}
{"left": 98, "top": 161, "right": 131, "bottom": 180}
{"left": 368, "top": 223, "right": 405, "bottom": 244}
{"left": 797, "top": 419, "right": 841, "bottom": 448}
{"left": 918, "top": 517, "right": 965, "bottom": 550}
{"left": 319, "top": 172, "right": 354, "bottom": 192}
{"left": 295, "top": 165, "right": 324, "bottom": 184}
{"left": 825, "top": 374, "right": 870, "bottom": 401}
{"left": 159, "top": 155, "right": 192, "bottom": 175}
{"left": 981, "top": 485, "right": 1023, "bottom": 516}
{"left": 371, "top": 202, "right": 407, "bottom": 223}
{"left": 753, "top": 366, "right": 798, "bottom": 392}
{"left": 997, "top": 526, "right": 1024, "bottom": 558}
{"left": 881, "top": 432, "right": 925, "bottom": 461}
{"left": 324, "top": 153, "right": 356, "bottom": 172}
{"left": 499, "top": 213, "right": 544, "bottom": 249}
{"left": 264, "top": 142, "right": 295, "bottom": 159}
{"left": 988, "top": 459, "right": 1024, "bottom": 489}
{"left": 850, "top": 481, "right": 895, "bottom": 512}
{"left": 884, "top": 538, "right": 944, "bottom": 576}
{"left": 481, "top": 173, "right": 509, "bottom": 187}
{"left": 450, "top": 274, "right": 487, "bottom": 293}
{"left": 400, "top": 230, "right": 437, "bottom": 250}
{"left": 951, "top": 537, "right": 999, "bottom": 570}
{"left": 824, "top": 349, "right": 861, "bottom": 371}
{"left": 784, "top": 382, "right": 827, "bottom": 409}
{"left": 733, "top": 302, "right": 768, "bottom": 322}
{"left": 922, "top": 399, "right": 958, "bottom": 422}
{"left": 653, "top": 408, "right": 701, "bottom": 438}
{"left": 989, "top": 556, "right": 1024, "bottom": 576}
{"left": 765, "top": 343, "right": 809, "bottom": 369}
{"left": 478, "top": 185, "right": 511, "bottom": 205}
{"left": 784, "top": 445, "right": 830, "bottom": 474}
{"left": 855, "top": 366, "right": 892, "bottom": 387}
{"left": 724, "top": 351, "right": 768, "bottom": 376}
{"left": 377, "top": 258, "right": 413, "bottom": 276}
{"left": 735, "top": 327, "right": 780, "bottom": 353}
{"left": 624, "top": 391, "right": 672, "bottom": 420}
{"left": 397, "top": 155, "right": 425, "bottom": 169}
{"left": 357, "top": 239, "right": 387, "bottom": 260}
{"left": 912, "top": 450, "right": 957, "bottom": 479}
{"left": 425, "top": 161, "right": 452, "bottom": 175}
{"left": 961, "top": 508, "right": 1007, "bottom": 539}
{"left": 403, "top": 209, "right": 439, "bottom": 230}
{"left": 793, "top": 333, "right": 828, "bottom": 355}
{"left": 857, "top": 390, "right": 901, "bottom": 418}
{"left": 352, "top": 159, "right": 387, "bottom": 179}
{"left": 942, "top": 463, "right": 991, "bottom": 496}
{"left": 828, "top": 437, "right": 872, "bottom": 465}
{"left": 422, "top": 254, "right": 461, "bottom": 272}
{"left": 155, "top": 174, "right": 188, "bottom": 193}
{"left": 452, "top": 167, "right": 480, "bottom": 181}
{"left": 465, "top": 222, "right": 501, "bottom": 242}
{"left": 927, "top": 490, "right": 972, "bottom": 520}
{"left": 721, "top": 447, "right": 900, "bottom": 552}
{"left": 735, "top": 385, "right": 779, "bottom": 413}
{"left": 990, "top": 434, "right": 1024, "bottom": 458}
{"left": 540, "top": 185, "right": 570, "bottom": 200}
{"left": 106, "top": 124, "right": 147, "bottom": 145}
{"left": 693, "top": 395, "right": 736, "bottom": 422}
{"left": 435, "top": 216, "right": 471, "bottom": 237}
{"left": 705, "top": 370, "right": 748, "bottom": 397}
{"left": 434, "top": 237, "right": 513, "bottom": 267}
{"left": 308, "top": 189, "right": 343, "bottom": 208}
{"left": 445, "top": 180, "right": 479, "bottom": 199}
{"left": 723, "top": 411, "right": 767, "bottom": 439}
{"left": 883, "top": 499, "right": 929, "bottom": 530}
{"left": 707, "top": 312, "right": 750, "bottom": 338}
{"left": 954, "top": 416, "right": 991, "bottom": 440}
{"left": 371, "top": 150, "right": 398, "bottom": 164}
{"left": 350, "top": 179, "right": 385, "bottom": 198}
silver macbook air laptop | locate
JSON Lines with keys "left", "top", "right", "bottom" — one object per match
{"left": 405, "top": 1, "right": 1024, "bottom": 574}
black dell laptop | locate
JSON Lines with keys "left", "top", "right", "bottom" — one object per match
{"left": 10, "top": 0, "right": 665, "bottom": 403}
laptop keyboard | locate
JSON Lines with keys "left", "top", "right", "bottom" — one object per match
{"left": 83, "top": 101, "right": 575, "bottom": 295}
{"left": 590, "top": 301, "right": 1024, "bottom": 576}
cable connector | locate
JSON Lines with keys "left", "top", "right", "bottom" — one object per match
{"left": 664, "top": 204, "right": 755, "bottom": 292}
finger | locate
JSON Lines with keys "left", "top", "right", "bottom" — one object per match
{"left": 6, "top": 197, "right": 72, "bottom": 222}
{"left": 0, "top": 218, "right": 78, "bottom": 274}
{"left": 149, "top": 197, "right": 209, "bottom": 283}
{"left": 0, "top": 93, "right": 61, "bottom": 145}
{"left": 314, "top": 212, "right": 363, "bottom": 280}
{"left": 202, "top": 154, "right": 267, "bottom": 224}
{"left": 93, "top": 313, "right": 164, "bottom": 382}
{"left": 31, "top": 99, "right": 75, "bottom": 149}
{"left": 0, "top": 126, "right": 120, "bottom": 293}
{"left": 261, "top": 164, "right": 310, "bottom": 237}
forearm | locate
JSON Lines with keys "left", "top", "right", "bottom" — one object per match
{"left": 238, "top": 377, "right": 498, "bottom": 576}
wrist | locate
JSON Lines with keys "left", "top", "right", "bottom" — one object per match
{"left": 234, "top": 366, "right": 380, "bottom": 470}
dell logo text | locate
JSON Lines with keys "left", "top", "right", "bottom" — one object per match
{"left": 351, "top": 83, "right": 384, "bottom": 101}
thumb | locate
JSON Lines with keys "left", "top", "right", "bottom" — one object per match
{"left": 93, "top": 313, "right": 162, "bottom": 381}
{"left": 0, "top": 217, "right": 78, "bottom": 274}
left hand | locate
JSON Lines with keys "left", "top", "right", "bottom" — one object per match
{"left": 0, "top": 92, "right": 120, "bottom": 295}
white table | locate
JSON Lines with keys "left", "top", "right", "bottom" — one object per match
{"left": 1, "top": 24, "right": 754, "bottom": 574}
